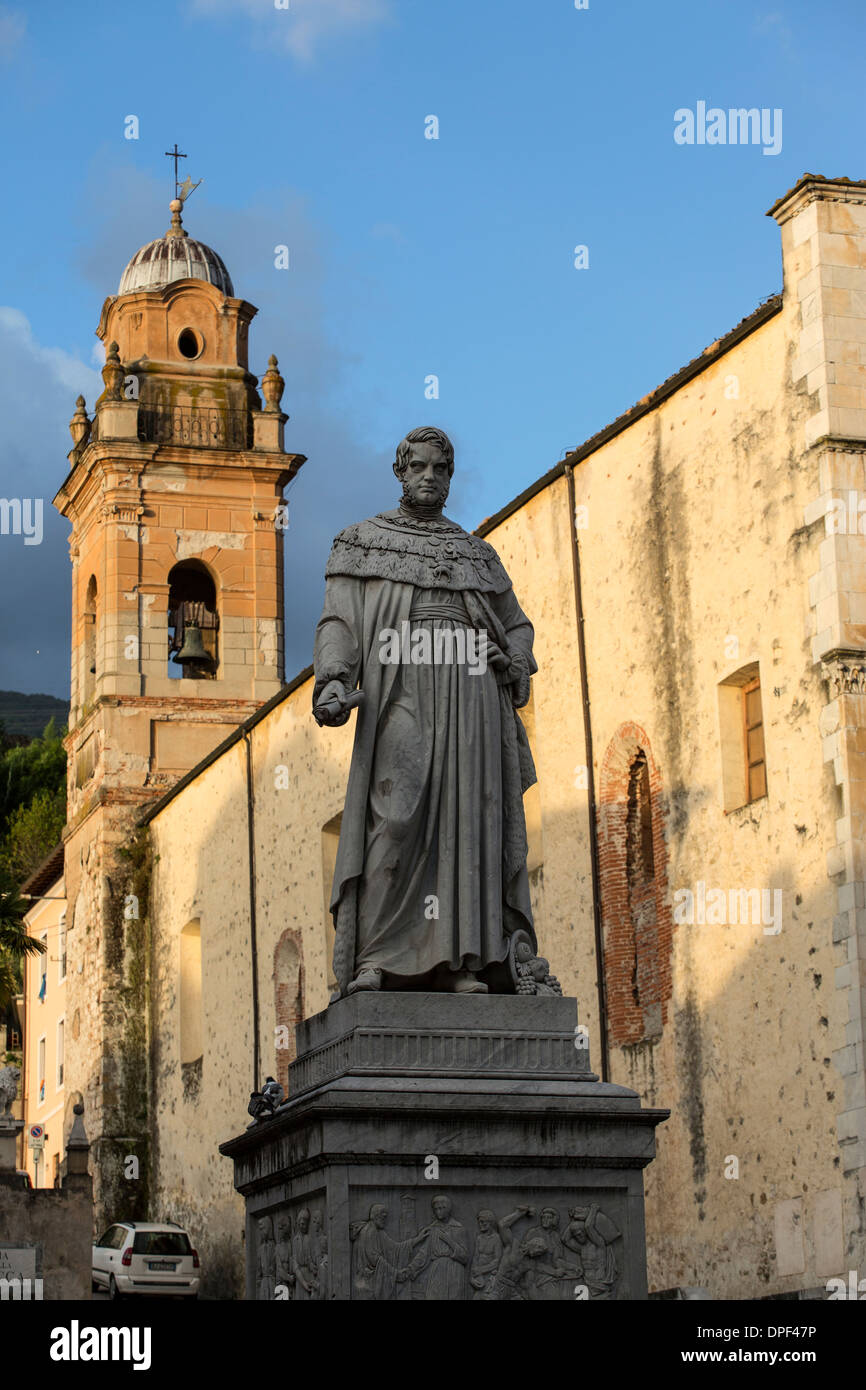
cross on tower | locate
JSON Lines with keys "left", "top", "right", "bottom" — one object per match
{"left": 164, "top": 143, "right": 187, "bottom": 199}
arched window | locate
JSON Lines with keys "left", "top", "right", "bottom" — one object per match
{"left": 626, "top": 751, "right": 656, "bottom": 1012}
{"left": 83, "top": 576, "right": 97, "bottom": 703}
{"left": 167, "top": 561, "right": 219, "bottom": 680}
{"left": 180, "top": 919, "right": 203, "bottom": 1068}
{"left": 273, "top": 929, "right": 304, "bottom": 1091}
{"left": 598, "top": 724, "right": 673, "bottom": 1047}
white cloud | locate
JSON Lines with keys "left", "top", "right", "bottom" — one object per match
{"left": 0, "top": 308, "right": 101, "bottom": 400}
{"left": 753, "top": 11, "right": 794, "bottom": 53}
{"left": 189, "top": 0, "right": 389, "bottom": 61}
{"left": 0, "top": 6, "right": 25, "bottom": 61}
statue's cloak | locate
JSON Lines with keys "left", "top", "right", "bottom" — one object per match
{"left": 314, "top": 510, "right": 537, "bottom": 994}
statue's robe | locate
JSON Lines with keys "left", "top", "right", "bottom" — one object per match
{"left": 314, "top": 508, "right": 537, "bottom": 994}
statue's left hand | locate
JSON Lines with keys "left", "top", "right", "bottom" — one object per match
{"left": 477, "top": 634, "right": 511, "bottom": 673}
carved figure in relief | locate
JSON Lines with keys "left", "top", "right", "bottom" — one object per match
{"left": 563, "top": 1203, "right": 620, "bottom": 1299}
{"left": 292, "top": 1207, "right": 320, "bottom": 1299}
{"left": 256, "top": 1216, "right": 276, "bottom": 1301}
{"left": 469, "top": 1206, "right": 533, "bottom": 1299}
{"left": 403, "top": 1195, "right": 470, "bottom": 1299}
{"left": 274, "top": 1212, "right": 295, "bottom": 1298}
{"left": 311, "top": 1210, "right": 329, "bottom": 1300}
{"left": 351, "top": 1203, "right": 416, "bottom": 1300}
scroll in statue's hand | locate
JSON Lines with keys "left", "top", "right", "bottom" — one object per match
{"left": 314, "top": 681, "right": 365, "bottom": 727}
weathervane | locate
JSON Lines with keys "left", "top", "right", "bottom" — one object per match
{"left": 165, "top": 143, "right": 202, "bottom": 203}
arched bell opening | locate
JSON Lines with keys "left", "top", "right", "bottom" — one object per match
{"left": 167, "top": 560, "right": 219, "bottom": 680}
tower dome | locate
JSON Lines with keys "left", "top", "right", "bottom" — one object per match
{"left": 118, "top": 198, "right": 234, "bottom": 297}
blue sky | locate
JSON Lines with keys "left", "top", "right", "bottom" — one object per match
{"left": 0, "top": 0, "right": 863, "bottom": 697}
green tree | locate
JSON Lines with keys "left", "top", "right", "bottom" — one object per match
{"left": 1, "top": 787, "right": 66, "bottom": 882}
{"left": 0, "top": 718, "right": 66, "bottom": 834}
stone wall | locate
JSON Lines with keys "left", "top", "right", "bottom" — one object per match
{"left": 0, "top": 1115, "right": 92, "bottom": 1301}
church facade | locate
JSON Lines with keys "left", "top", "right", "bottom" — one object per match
{"left": 26, "top": 173, "right": 866, "bottom": 1299}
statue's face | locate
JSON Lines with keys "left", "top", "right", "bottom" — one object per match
{"left": 396, "top": 442, "right": 451, "bottom": 509}
{"left": 372, "top": 1206, "right": 388, "bottom": 1228}
{"left": 432, "top": 1196, "right": 450, "bottom": 1220}
{"left": 541, "top": 1210, "right": 557, "bottom": 1229}
{"left": 298, "top": 1210, "right": 310, "bottom": 1232}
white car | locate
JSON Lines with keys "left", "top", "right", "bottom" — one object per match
{"left": 92, "top": 1221, "right": 200, "bottom": 1299}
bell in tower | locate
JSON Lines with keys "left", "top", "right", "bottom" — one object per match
{"left": 168, "top": 561, "right": 218, "bottom": 680}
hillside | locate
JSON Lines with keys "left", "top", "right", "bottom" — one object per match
{"left": 0, "top": 690, "right": 69, "bottom": 739}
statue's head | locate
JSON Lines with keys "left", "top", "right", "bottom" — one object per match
{"left": 394, "top": 426, "right": 454, "bottom": 511}
{"left": 431, "top": 1195, "right": 452, "bottom": 1221}
{"left": 370, "top": 1204, "right": 388, "bottom": 1228}
{"left": 297, "top": 1207, "right": 310, "bottom": 1231}
{"left": 540, "top": 1207, "right": 559, "bottom": 1230}
{"left": 477, "top": 1209, "right": 496, "bottom": 1232}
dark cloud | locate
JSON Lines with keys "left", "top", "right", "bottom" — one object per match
{"left": 0, "top": 308, "right": 100, "bottom": 701}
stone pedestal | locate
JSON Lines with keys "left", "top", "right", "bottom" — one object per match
{"left": 0, "top": 1117, "right": 23, "bottom": 1175}
{"left": 220, "top": 994, "right": 668, "bottom": 1301}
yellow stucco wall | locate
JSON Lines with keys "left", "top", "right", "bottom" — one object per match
{"left": 23, "top": 879, "right": 67, "bottom": 1188}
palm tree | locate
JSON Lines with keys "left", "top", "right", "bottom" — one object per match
{"left": 0, "top": 863, "right": 44, "bottom": 1010}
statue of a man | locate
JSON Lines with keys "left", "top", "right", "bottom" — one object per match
{"left": 314, "top": 426, "right": 538, "bottom": 997}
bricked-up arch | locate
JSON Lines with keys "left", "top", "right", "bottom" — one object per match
{"left": 597, "top": 723, "right": 673, "bottom": 1046}
{"left": 274, "top": 930, "right": 304, "bottom": 1091}
{"left": 179, "top": 919, "right": 203, "bottom": 1065}
{"left": 83, "top": 575, "right": 97, "bottom": 703}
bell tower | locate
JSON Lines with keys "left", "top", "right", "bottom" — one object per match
{"left": 56, "top": 194, "right": 304, "bottom": 802}
{"left": 53, "top": 190, "right": 304, "bottom": 1225}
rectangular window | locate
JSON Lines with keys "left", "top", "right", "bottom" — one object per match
{"left": 56, "top": 1018, "right": 64, "bottom": 1088}
{"left": 38, "top": 1035, "right": 45, "bottom": 1105}
{"left": 743, "top": 678, "right": 767, "bottom": 803}
{"left": 718, "top": 662, "right": 768, "bottom": 813}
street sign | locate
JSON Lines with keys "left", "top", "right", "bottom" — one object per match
{"left": 28, "top": 1125, "right": 44, "bottom": 1150}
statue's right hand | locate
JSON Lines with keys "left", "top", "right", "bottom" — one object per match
{"left": 314, "top": 680, "right": 350, "bottom": 726}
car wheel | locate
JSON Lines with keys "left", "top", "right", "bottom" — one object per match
{"left": 109, "top": 1275, "right": 124, "bottom": 1301}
